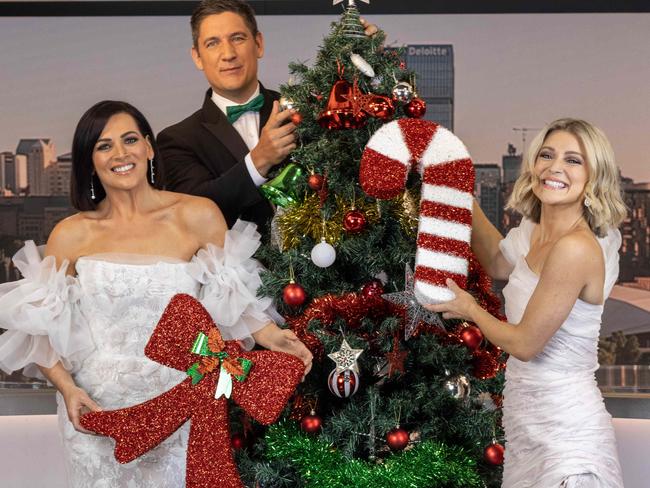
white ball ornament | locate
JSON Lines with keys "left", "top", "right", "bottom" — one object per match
{"left": 311, "top": 238, "right": 336, "bottom": 268}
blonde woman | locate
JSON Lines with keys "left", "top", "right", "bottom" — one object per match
{"left": 427, "top": 119, "right": 626, "bottom": 487}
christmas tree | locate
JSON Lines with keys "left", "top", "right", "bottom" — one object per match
{"left": 238, "top": 3, "right": 507, "bottom": 486}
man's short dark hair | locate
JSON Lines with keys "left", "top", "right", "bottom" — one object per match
{"left": 191, "top": 0, "right": 259, "bottom": 49}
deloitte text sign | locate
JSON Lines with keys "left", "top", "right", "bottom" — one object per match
{"left": 408, "top": 45, "right": 450, "bottom": 57}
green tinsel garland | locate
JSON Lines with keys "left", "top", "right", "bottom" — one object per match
{"left": 265, "top": 422, "right": 482, "bottom": 488}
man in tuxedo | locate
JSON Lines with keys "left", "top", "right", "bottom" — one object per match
{"left": 158, "top": 0, "right": 293, "bottom": 232}
{"left": 159, "top": 0, "right": 378, "bottom": 232}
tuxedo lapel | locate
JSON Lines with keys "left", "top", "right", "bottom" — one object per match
{"left": 258, "top": 83, "right": 277, "bottom": 135}
{"left": 200, "top": 89, "right": 249, "bottom": 165}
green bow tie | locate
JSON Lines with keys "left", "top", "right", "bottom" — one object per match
{"left": 226, "top": 94, "right": 265, "bottom": 124}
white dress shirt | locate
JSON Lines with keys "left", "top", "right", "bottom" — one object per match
{"left": 211, "top": 85, "right": 267, "bottom": 186}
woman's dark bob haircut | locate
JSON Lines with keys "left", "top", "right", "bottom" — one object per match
{"left": 70, "top": 100, "right": 163, "bottom": 211}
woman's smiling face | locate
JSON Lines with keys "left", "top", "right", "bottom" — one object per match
{"left": 92, "top": 112, "right": 154, "bottom": 193}
{"left": 532, "top": 130, "right": 589, "bottom": 209}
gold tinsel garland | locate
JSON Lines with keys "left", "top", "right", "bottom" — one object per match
{"left": 276, "top": 193, "right": 379, "bottom": 249}
{"left": 276, "top": 189, "right": 420, "bottom": 250}
{"left": 393, "top": 188, "right": 419, "bottom": 238}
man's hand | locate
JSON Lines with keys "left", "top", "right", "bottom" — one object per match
{"left": 250, "top": 101, "right": 297, "bottom": 177}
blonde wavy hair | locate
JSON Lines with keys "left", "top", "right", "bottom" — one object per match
{"left": 507, "top": 118, "right": 627, "bottom": 237}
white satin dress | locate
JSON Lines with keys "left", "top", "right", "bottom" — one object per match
{"left": 499, "top": 219, "right": 624, "bottom": 488}
{"left": 0, "top": 221, "right": 274, "bottom": 488}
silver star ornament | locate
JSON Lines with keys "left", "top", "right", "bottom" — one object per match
{"left": 382, "top": 264, "right": 444, "bottom": 340}
{"left": 328, "top": 338, "right": 364, "bottom": 373}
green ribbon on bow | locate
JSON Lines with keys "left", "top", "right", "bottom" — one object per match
{"left": 226, "top": 94, "right": 265, "bottom": 124}
{"left": 186, "top": 332, "right": 253, "bottom": 389}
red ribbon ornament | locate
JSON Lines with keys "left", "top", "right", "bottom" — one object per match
{"left": 80, "top": 293, "right": 305, "bottom": 488}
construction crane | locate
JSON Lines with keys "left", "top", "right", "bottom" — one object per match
{"left": 512, "top": 127, "right": 542, "bottom": 154}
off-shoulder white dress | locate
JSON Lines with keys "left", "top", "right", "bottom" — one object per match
{"left": 499, "top": 219, "right": 624, "bottom": 488}
{"left": 0, "top": 221, "right": 274, "bottom": 488}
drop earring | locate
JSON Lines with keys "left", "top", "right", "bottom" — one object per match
{"left": 90, "top": 175, "right": 96, "bottom": 200}
{"left": 584, "top": 196, "right": 591, "bottom": 208}
{"left": 149, "top": 158, "right": 155, "bottom": 184}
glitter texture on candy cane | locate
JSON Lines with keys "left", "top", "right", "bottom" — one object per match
{"left": 80, "top": 293, "right": 305, "bottom": 488}
{"left": 359, "top": 119, "right": 476, "bottom": 305}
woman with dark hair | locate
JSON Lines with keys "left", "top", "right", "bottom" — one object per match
{"left": 69, "top": 100, "right": 165, "bottom": 210}
{"left": 0, "top": 100, "right": 312, "bottom": 487}
{"left": 427, "top": 119, "right": 625, "bottom": 487}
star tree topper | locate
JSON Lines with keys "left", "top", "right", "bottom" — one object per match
{"left": 382, "top": 264, "right": 444, "bottom": 340}
{"left": 333, "top": 0, "right": 370, "bottom": 6}
{"left": 328, "top": 338, "right": 364, "bottom": 373}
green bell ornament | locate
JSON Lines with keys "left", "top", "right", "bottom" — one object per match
{"left": 260, "top": 162, "right": 305, "bottom": 207}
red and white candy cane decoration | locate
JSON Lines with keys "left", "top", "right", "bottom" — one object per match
{"left": 359, "top": 119, "right": 474, "bottom": 304}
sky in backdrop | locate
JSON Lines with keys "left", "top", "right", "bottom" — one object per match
{"left": 1, "top": 12, "right": 649, "bottom": 181}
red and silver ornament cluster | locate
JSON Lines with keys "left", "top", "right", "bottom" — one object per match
{"left": 327, "top": 338, "right": 364, "bottom": 398}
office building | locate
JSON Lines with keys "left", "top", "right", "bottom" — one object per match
{"left": 0, "top": 152, "right": 16, "bottom": 194}
{"left": 402, "top": 44, "right": 454, "bottom": 131}
{"left": 16, "top": 139, "right": 56, "bottom": 196}
{"left": 474, "top": 164, "right": 503, "bottom": 232}
{"left": 47, "top": 152, "right": 72, "bottom": 196}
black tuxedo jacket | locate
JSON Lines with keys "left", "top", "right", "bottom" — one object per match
{"left": 157, "top": 85, "right": 278, "bottom": 232}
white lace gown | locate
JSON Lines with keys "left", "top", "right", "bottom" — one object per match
{"left": 0, "top": 221, "right": 274, "bottom": 488}
{"left": 499, "top": 219, "right": 624, "bottom": 488}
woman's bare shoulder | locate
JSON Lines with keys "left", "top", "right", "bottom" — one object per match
{"left": 544, "top": 228, "right": 603, "bottom": 276}
{"left": 46, "top": 212, "right": 95, "bottom": 264}
{"left": 163, "top": 191, "right": 227, "bottom": 246}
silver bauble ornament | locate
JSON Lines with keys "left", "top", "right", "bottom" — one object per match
{"left": 443, "top": 374, "right": 470, "bottom": 400}
{"left": 279, "top": 96, "right": 296, "bottom": 111}
{"left": 311, "top": 238, "right": 336, "bottom": 267}
{"left": 392, "top": 82, "right": 414, "bottom": 103}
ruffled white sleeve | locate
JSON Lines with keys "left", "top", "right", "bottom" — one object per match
{"left": 498, "top": 218, "right": 535, "bottom": 266}
{"left": 0, "top": 242, "right": 94, "bottom": 379}
{"left": 188, "top": 220, "right": 278, "bottom": 350}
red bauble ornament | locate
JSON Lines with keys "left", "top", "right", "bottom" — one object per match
{"left": 300, "top": 410, "right": 322, "bottom": 434}
{"left": 386, "top": 427, "right": 409, "bottom": 451}
{"left": 360, "top": 94, "right": 395, "bottom": 121}
{"left": 283, "top": 281, "right": 306, "bottom": 307}
{"left": 361, "top": 280, "right": 384, "bottom": 300}
{"left": 343, "top": 209, "right": 367, "bottom": 233}
{"left": 291, "top": 112, "right": 303, "bottom": 125}
{"left": 327, "top": 368, "right": 360, "bottom": 398}
{"left": 231, "top": 433, "right": 245, "bottom": 450}
{"left": 460, "top": 325, "right": 483, "bottom": 350}
{"left": 404, "top": 97, "right": 427, "bottom": 118}
{"left": 307, "top": 173, "right": 324, "bottom": 191}
{"left": 484, "top": 442, "right": 505, "bottom": 465}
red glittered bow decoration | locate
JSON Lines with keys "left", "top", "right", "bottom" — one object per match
{"left": 80, "top": 293, "right": 305, "bottom": 488}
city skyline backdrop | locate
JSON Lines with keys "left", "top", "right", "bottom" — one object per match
{"left": 0, "top": 13, "right": 649, "bottom": 181}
